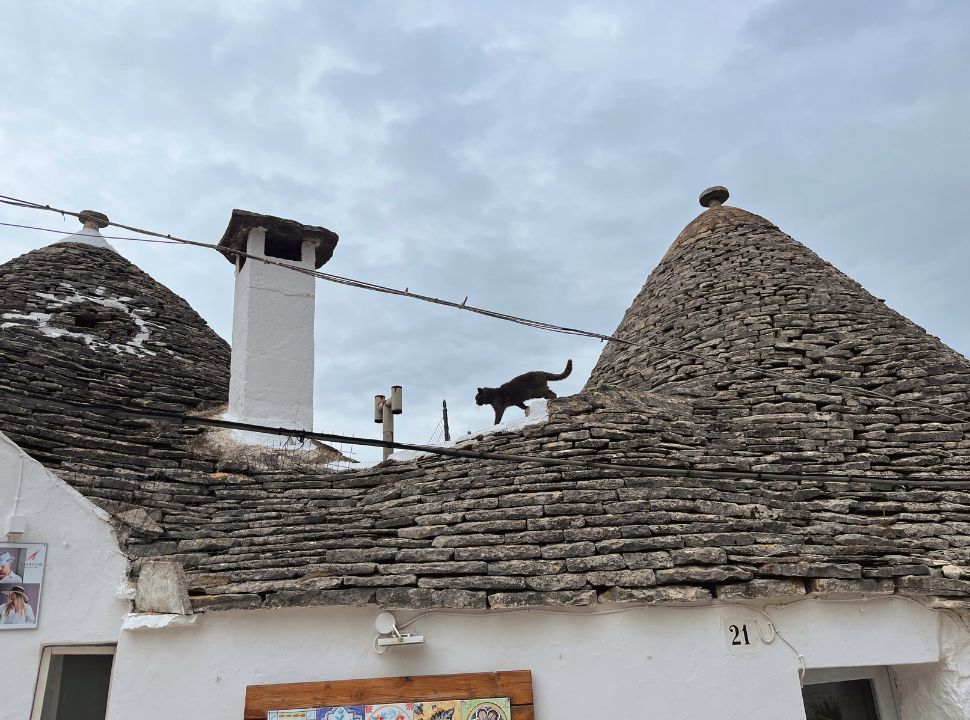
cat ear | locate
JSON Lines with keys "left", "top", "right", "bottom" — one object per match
{"left": 477, "top": 387, "right": 482, "bottom": 392}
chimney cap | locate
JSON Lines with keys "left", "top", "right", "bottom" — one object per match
{"left": 78, "top": 210, "right": 110, "bottom": 228}
{"left": 217, "top": 209, "right": 339, "bottom": 269}
{"left": 699, "top": 186, "right": 730, "bottom": 208}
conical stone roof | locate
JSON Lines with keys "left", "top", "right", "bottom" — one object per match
{"left": 0, "top": 240, "right": 231, "bottom": 469}
{"left": 110, "top": 196, "right": 970, "bottom": 611}
{"left": 586, "top": 203, "right": 970, "bottom": 431}
{"left": 5, "top": 197, "right": 970, "bottom": 613}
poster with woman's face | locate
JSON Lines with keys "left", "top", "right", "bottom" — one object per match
{"left": 0, "top": 543, "right": 46, "bottom": 630}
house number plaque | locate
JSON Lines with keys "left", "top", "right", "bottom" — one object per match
{"left": 723, "top": 619, "right": 759, "bottom": 654}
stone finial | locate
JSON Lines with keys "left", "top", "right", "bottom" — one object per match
{"left": 699, "top": 186, "right": 729, "bottom": 209}
{"left": 78, "top": 210, "right": 110, "bottom": 229}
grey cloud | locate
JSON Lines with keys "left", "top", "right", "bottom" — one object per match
{"left": 1, "top": 0, "right": 968, "bottom": 463}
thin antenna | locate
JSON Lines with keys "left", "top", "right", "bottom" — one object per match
{"left": 442, "top": 399, "right": 451, "bottom": 442}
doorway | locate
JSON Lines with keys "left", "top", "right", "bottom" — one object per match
{"left": 801, "top": 666, "right": 899, "bottom": 720}
{"left": 31, "top": 645, "right": 115, "bottom": 720}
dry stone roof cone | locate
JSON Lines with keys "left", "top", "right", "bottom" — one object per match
{"left": 0, "top": 239, "right": 231, "bottom": 467}
{"left": 584, "top": 186, "right": 970, "bottom": 418}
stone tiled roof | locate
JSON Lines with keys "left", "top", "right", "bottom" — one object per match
{"left": 0, "top": 242, "right": 231, "bottom": 471}
{"left": 157, "top": 385, "right": 970, "bottom": 612}
{"left": 587, "top": 207, "right": 970, "bottom": 446}
{"left": 4, "top": 204, "right": 970, "bottom": 612}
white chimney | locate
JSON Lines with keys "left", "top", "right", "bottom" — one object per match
{"left": 217, "top": 210, "right": 338, "bottom": 431}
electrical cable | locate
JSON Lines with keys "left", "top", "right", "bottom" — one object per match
{"left": 14, "top": 393, "right": 970, "bottom": 489}
{"left": 2, "top": 193, "right": 970, "bottom": 426}
{"left": 752, "top": 607, "right": 806, "bottom": 682}
{"left": 0, "top": 221, "right": 186, "bottom": 245}
{"left": 765, "top": 592, "right": 970, "bottom": 635}
{"left": 11, "top": 454, "right": 24, "bottom": 517}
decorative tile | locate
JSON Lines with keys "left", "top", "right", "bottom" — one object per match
{"left": 365, "top": 703, "right": 414, "bottom": 720}
{"left": 267, "top": 710, "right": 317, "bottom": 720}
{"left": 414, "top": 699, "right": 459, "bottom": 720}
{"left": 319, "top": 707, "right": 366, "bottom": 720}
{"left": 461, "top": 698, "right": 511, "bottom": 720}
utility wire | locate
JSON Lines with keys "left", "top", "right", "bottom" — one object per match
{"left": 3, "top": 193, "right": 970, "bottom": 425}
{"left": 0, "top": 220, "right": 186, "bottom": 245}
{"left": 27, "top": 395, "right": 970, "bottom": 490}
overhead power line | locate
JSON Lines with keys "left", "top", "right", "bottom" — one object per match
{"left": 2, "top": 193, "right": 970, "bottom": 425}
{"left": 26, "top": 396, "right": 970, "bottom": 490}
{"left": 0, "top": 220, "right": 184, "bottom": 245}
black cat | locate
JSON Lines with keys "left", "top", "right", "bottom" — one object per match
{"left": 475, "top": 359, "right": 572, "bottom": 424}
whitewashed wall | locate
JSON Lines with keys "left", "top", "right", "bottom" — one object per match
{"left": 0, "top": 432, "right": 129, "bottom": 720}
{"left": 896, "top": 613, "right": 970, "bottom": 719}
{"left": 4, "top": 425, "right": 969, "bottom": 720}
{"left": 107, "top": 596, "right": 965, "bottom": 720}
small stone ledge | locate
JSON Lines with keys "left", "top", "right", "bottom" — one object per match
{"left": 670, "top": 547, "right": 727, "bottom": 565}
{"left": 192, "top": 593, "right": 263, "bottom": 612}
{"left": 715, "top": 579, "right": 806, "bottom": 600}
{"left": 525, "top": 575, "right": 588, "bottom": 591}
{"left": 376, "top": 588, "right": 486, "bottom": 609}
{"left": 896, "top": 576, "right": 970, "bottom": 596}
{"left": 655, "top": 566, "right": 753, "bottom": 584}
{"left": 598, "top": 586, "right": 712, "bottom": 604}
{"left": 122, "top": 612, "right": 200, "bottom": 631}
{"left": 134, "top": 560, "right": 192, "bottom": 614}
{"left": 809, "top": 578, "right": 894, "bottom": 595}
{"left": 487, "top": 590, "right": 598, "bottom": 608}
{"left": 264, "top": 589, "right": 376, "bottom": 609}
{"left": 586, "top": 569, "right": 656, "bottom": 587}
{"left": 758, "top": 562, "right": 862, "bottom": 579}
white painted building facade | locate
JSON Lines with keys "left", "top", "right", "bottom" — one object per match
{"left": 5, "top": 197, "right": 970, "bottom": 720}
{"left": 106, "top": 597, "right": 965, "bottom": 720}
{"left": 0, "top": 432, "right": 128, "bottom": 720}
{"left": 4, "top": 424, "right": 970, "bottom": 720}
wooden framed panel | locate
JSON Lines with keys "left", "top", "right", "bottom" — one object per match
{"left": 245, "top": 670, "right": 533, "bottom": 720}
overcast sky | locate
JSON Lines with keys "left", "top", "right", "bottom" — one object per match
{"left": 1, "top": 1, "right": 968, "bottom": 463}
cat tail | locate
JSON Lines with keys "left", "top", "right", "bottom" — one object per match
{"left": 545, "top": 359, "right": 573, "bottom": 381}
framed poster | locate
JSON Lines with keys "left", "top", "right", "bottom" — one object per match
{"left": 267, "top": 699, "right": 513, "bottom": 720}
{"left": 246, "top": 670, "right": 532, "bottom": 720}
{"left": 0, "top": 543, "right": 47, "bottom": 630}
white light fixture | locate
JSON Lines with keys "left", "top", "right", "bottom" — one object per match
{"left": 374, "top": 611, "right": 424, "bottom": 647}
{"left": 6, "top": 515, "right": 26, "bottom": 537}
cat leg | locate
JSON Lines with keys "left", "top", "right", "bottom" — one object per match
{"left": 494, "top": 405, "right": 506, "bottom": 424}
{"left": 542, "top": 388, "right": 557, "bottom": 399}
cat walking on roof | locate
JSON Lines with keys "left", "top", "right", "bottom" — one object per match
{"left": 475, "top": 359, "right": 572, "bottom": 425}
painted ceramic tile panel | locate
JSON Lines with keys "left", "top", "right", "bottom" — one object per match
{"left": 365, "top": 703, "right": 415, "bottom": 720}
{"left": 267, "top": 710, "right": 316, "bottom": 720}
{"left": 414, "top": 699, "right": 459, "bottom": 720}
{"left": 319, "top": 707, "right": 366, "bottom": 720}
{"left": 461, "top": 698, "right": 511, "bottom": 720}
